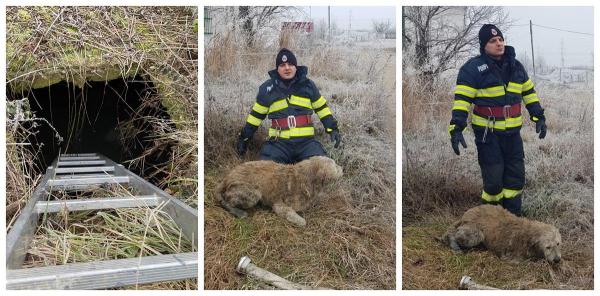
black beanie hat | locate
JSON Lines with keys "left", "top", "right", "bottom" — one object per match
{"left": 478, "top": 24, "right": 504, "bottom": 50}
{"left": 276, "top": 48, "right": 297, "bottom": 68}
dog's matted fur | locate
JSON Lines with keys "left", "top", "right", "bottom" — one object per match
{"left": 217, "top": 156, "right": 343, "bottom": 226}
{"left": 441, "top": 205, "right": 562, "bottom": 263}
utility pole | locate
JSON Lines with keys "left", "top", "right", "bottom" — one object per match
{"left": 560, "top": 38, "right": 565, "bottom": 83}
{"left": 349, "top": 10, "right": 351, "bottom": 41}
{"left": 529, "top": 20, "right": 536, "bottom": 76}
{"left": 328, "top": 6, "right": 331, "bottom": 42}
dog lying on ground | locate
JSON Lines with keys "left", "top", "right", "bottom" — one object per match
{"left": 217, "top": 156, "right": 343, "bottom": 227}
{"left": 441, "top": 205, "right": 562, "bottom": 263}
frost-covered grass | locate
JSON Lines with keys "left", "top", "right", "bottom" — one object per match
{"left": 204, "top": 31, "right": 396, "bottom": 289}
{"left": 402, "top": 73, "right": 593, "bottom": 289}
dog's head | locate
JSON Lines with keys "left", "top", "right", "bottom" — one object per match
{"left": 530, "top": 224, "right": 562, "bottom": 263}
{"left": 302, "top": 156, "right": 343, "bottom": 183}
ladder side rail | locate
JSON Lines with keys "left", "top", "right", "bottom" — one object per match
{"left": 6, "top": 158, "right": 58, "bottom": 269}
{"left": 103, "top": 156, "right": 198, "bottom": 249}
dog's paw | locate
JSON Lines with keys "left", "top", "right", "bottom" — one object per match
{"left": 289, "top": 216, "right": 306, "bottom": 227}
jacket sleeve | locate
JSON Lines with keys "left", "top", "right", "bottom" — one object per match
{"left": 240, "top": 87, "right": 270, "bottom": 140}
{"left": 520, "top": 64, "right": 544, "bottom": 118}
{"left": 450, "top": 63, "right": 478, "bottom": 131}
{"left": 309, "top": 80, "right": 338, "bottom": 132}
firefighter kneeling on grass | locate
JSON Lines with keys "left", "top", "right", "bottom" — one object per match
{"left": 236, "top": 48, "right": 341, "bottom": 163}
{"left": 448, "top": 24, "right": 547, "bottom": 216}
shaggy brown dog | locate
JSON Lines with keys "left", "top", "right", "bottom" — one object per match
{"left": 441, "top": 205, "right": 562, "bottom": 263}
{"left": 217, "top": 156, "right": 343, "bottom": 227}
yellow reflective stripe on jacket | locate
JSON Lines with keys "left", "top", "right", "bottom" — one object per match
{"left": 268, "top": 126, "right": 315, "bottom": 139}
{"left": 522, "top": 93, "right": 540, "bottom": 105}
{"left": 246, "top": 114, "right": 263, "bottom": 127}
{"left": 452, "top": 100, "right": 471, "bottom": 112}
{"left": 482, "top": 190, "right": 503, "bottom": 202}
{"left": 316, "top": 107, "right": 332, "bottom": 119}
{"left": 268, "top": 99, "right": 288, "bottom": 113}
{"left": 311, "top": 96, "right": 327, "bottom": 109}
{"left": 522, "top": 79, "right": 535, "bottom": 92}
{"left": 252, "top": 102, "right": 269, "bottom": 114}
{"left": 455, "top": 84, "right": 477, "bottom": 98}
{"left": 503, "top": 188, "right": 522, "bottom": 199}
{"left": 471, "top": 114, "right": 523, "bottom": 130}
{"left": 506, "top": 82, "right": 522, "bottom": 94}
{"left": 289, "top": 95, "right": 312, "bottom": 109}
{"left": 476, "top": 86, "right": 505, "bottom": 98}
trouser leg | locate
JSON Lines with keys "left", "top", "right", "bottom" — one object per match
{"left": 294, "top": 138, "right": 327, "bottom": 163}
{"left": 475, "top": 130, "right": 504, "bottom": 204}
{"left": 500, "top": 133, "right": 525, "bottom": 216}
{"left": 259, "top": 140, "right": 293, "bottom": 164}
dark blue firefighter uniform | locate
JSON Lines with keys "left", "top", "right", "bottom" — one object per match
{"left": 239, "top": 66, "right": 338, "bottom": 164}
{"left": 449, "top": 45, "right": 546, "bottom": 215}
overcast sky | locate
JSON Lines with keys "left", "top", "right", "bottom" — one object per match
{"left": 300, "top": 6, "right": 396, "bottom": 31}
{"left": 504, "top": 6, "right": 593, "bottom": 67}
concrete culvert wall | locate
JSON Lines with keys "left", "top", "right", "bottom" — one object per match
{"left": 7, "top": 75, "right": 175, "bottom": 185}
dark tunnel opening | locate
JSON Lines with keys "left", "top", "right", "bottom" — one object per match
{"left": 7, "top": 76, "right": 176, "bottom": 187}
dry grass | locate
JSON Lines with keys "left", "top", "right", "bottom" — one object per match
{"left": 402, "top": 71, "right": 594, "bottom": 289}
{"left": 403, "top": 213, "right": 593, "bottom": 289}
{"left": 204, "top": 29, "right": 396, "bottom": 289}
{"left": 25, "top": 207, "right": 194, "bottom": 267}
{"left": 6, "top": 7, "right": 198, "bottom": 290}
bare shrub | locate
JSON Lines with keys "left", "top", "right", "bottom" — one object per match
{"left": 204, "top": 28, "right": 396, "bottom": 289}
{"left": 402, "top": 71, "right": 593, "bottom": 289}
{"left": 6, "top": 7, "right": 198, "bottom": 290}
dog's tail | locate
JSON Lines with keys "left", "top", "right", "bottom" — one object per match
{"left": 216, "top": 181, "right": 249, "bottom": 218}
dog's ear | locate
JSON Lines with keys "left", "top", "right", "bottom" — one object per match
{"left": 527, "top": 236, "right": 542, "bottom": 258}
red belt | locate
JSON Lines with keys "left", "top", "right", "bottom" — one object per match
{"left": 474, "top": 104, "right": 521, "bottom": 118}
{"left": 271, "top": 115, "right": 312, "bottom": 129}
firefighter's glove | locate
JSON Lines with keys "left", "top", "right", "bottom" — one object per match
{"left": 329, "top": 129, "right": 341, "bottom": 148}
{"left": 449, "top": 124, "right": 467, "bottom": 155}
{"left": 532, "top": 115, "right": 547, "bottom": 139}
{"left": 236, "top": 135, "right": 249, "bottom": 156}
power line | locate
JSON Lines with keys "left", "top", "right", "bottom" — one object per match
{"left": 532, "top": 23, "right": 593, "bottom": 36}
{"left": 512, "top": 23, "right": 592, "bottom": 36}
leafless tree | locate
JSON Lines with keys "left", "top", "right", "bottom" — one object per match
{"left": 373, "top": 20, "right": 393, "bottom": 35}
{"left": 237, "top": 6, "right": 298, "bottom": 47}
{"left": 404, "top": 6, "right": 512, "bottom": 77}
{"left": 518, "top": 49, "right": 532, "bottom": 73}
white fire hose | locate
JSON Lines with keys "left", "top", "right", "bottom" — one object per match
{"left": 236, "top": 256, "right": 314, "bottom": 290}
{"left": 459, "top": 275, "right": 499, "bottom": 290}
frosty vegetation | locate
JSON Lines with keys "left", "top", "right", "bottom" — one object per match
{"left": 204, "top": 6, "right": 396, "bottom": 289}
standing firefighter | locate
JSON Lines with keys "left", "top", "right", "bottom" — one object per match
{"left": 448, "top": 24, "right": 547, "bottom": 216}
{"left": 236, "top": 48, "right": 341, "bottom": 163}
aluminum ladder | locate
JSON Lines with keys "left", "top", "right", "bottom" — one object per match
{"left": 6, "top": 153, "right": 198, "bottom": 289}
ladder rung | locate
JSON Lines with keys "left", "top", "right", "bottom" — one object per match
{"left": 59, "top": 156, "right": 101, "bottom": 161}
{"left": 57, "top": 160, "right": 107, "bottom": 166}
{"left": 55, "top": 166, "right": 115, "bottom": 174}
{"left": 60, "top": 153, "right": 97, "bottom": 157}
{"left": 35, "top": 196, "right": 158, "bottom": 213}
{"left": 55, "top": 173, "right": 115, "bottom": 179}
{"left": 47, "top": 176, "right": 129, "bottom": 188}
{"left": 7, "top": 252, "right": 198, "bottom": 290}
